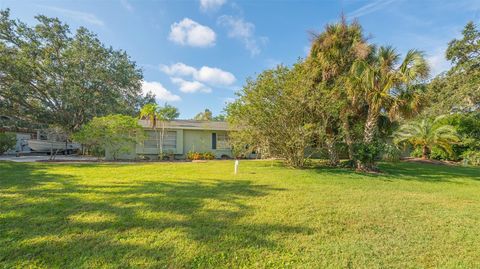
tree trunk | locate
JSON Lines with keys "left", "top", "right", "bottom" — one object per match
{"left": 357, "top": 107, "right": 380, "bottom": 171}
{"left": 326, "top": 135, "right": 339, "bottom": 166}
{"left": 341, "top": 113, "right": 354, "bottom": 160}
{"left": 363, "top": 108, "right": 379, "bottom": 144}
{"left": 422, "top": 145, "right": 428, "bottom": 159}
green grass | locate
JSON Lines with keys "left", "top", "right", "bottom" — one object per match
{"left": 1, "top": 160, "right": 479, "bottom": 268}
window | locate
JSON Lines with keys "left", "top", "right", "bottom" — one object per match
{"left": 217, "top": 133, "right": 230, "bottom": 149}
{"left": 212, "top": 133, "right": 216, "bottom": 150}
{"left": 144, "top": 131, "right": 176, "bottom": 150}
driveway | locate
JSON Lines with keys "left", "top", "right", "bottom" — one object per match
{"left": 0, "top": 154, "right": 99, "bottom": 162}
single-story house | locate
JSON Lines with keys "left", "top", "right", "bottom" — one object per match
{"left": 106, "top": 120, "right": 234, "bottom": 160}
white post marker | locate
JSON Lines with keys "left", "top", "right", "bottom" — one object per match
{"left": 234, "top": 160, "right": 239, "bottom": 175}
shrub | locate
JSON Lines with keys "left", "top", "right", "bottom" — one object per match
{"left": 0, "top": 132, "right": 16, "bottom": 154}
{"left": 461, "top": 150, "right": 480, "bottom": 166}
{"left": 381, "top": 144, "right": 401, "bottom": 162}
{"left": 354, "top": 142, "right": 383, "bottom": 168}
{"left": 203, "top": 152, "right": 215, "bottom": 160}
{"left": 187, "top": 151, "right": 203, "bottom": 160}
{"left": 410, "top": 147, "right": 423, "bottom": 158}
{"left": 430, "top": 146, "right": 451, "bottom": 160}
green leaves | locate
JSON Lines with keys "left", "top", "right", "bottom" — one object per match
{"left": 73, "top": 114, "right": 143, "bottom": 160}
{"left": 0, "top": 9, "right": 147, "bottom": 132}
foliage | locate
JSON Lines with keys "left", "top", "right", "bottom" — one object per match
{"left": 381, "top": 143, "right": 401, "bottom": 162}
{"left": 394, "top": 116, "right": 460, "bottom": 159}
{"left": 194, "top": 109, "right": 213, "bottom": 121}
{"left": 425, "top": 21, "right": 480, "bottom": 115}
{"left": 0, "top": 9, "right": 152, "bottom": 133}
{"left": 461, "top": 150, "right": 480, "bottom": 166}
{"left": 0, "top": 132, "right": 16, "bottom": 154}
{"left": 73, "top": 114, "right": 144, "bottom": 160}
{"left": 353, "top": 142, "right": 383, "bottom": 169}
{"left": 158, "top": 104, "right": 180, "bottom": 121}
{"left": 429, "top": 146, "right": 452, "bottom": 161}
{"left": 203, "top": 152, "right": 215, "bottom": 160}
{"left": 227, "top": 63, "right": 315, "bottom": 168}
{"left": 352, "top": 47, "right": 429, "bottom": 145}
{"left": 186, "top": 151, "right": 215, "bottom": 160}
{"left": 306, "top": 18, "right": 370, "bottom": 163}
{"left": 139, "top": 103, "right": 179, "bottom": 156}
{"left": 410, "top": 147, "right": 423, "bottom": 158}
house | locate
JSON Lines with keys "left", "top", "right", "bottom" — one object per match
{"left": 106, "top": 120, "right": 233, "bottom": 160}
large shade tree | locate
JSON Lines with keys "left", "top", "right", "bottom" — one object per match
{"left": 425, "top": 21, "right": 480, "bottom": 115}
{"left": 0, "top": 9, "right": 152, "bottom": 133}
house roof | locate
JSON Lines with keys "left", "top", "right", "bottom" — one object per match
{"left": 138, "top": 119, "right": 230, "bottom": 131}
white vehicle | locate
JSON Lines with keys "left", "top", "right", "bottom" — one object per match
{"left": 28, "top": 139, "right": 80, "bottom": 154}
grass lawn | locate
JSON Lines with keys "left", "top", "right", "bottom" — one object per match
{"left": 1, "top": 160, "right": 479, "bottom": 268}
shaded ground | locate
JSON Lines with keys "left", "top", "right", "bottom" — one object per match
{"left": 0, "top": 154, "right": 99, "bottom": 162}
{"left": 0, "top": 161, "right": 479, "bottom": 268}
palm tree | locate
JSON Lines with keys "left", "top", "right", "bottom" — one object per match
{"left": 139, "top": 103, "right": 160, "bottom": 152}
{"left": 352, "top": 47, "right": 429, "bottom": 144}
{"left": 194, "top": 109, "right": 213, "bottom": 121}
{"left": 307, "top": 18, "right": 370, "bottom": 163}
{"left": 394, "top": 117, "right": 460, "bottom": 159}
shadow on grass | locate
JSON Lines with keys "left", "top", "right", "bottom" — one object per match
{"left": 0, "top": 162, "right": 307, "bottom": 268}
{"left": 307, "top": 161, "right": 480, "bottom": 183}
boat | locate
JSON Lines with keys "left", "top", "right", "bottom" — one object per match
{"left": 27, "top": 139, "right": 80, "bottom": 154}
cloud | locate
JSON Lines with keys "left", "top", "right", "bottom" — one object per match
{"left": 200, "top": 0, "right": 227, "bottom": 12}
{"left": 171, "top": 77, "right": 212, "bottom": 93}
{"left": 120, "top": 0, "right": 134, "bottom": 12}
{"left": 142, "top": 81, "right": 181, "bottom": 102}
{"left": 168, "top": 18, "right": 216, "bottom": 47}
{"left": 347, "top": 0, "right": 397, "bottom": 18}
{"left": 160, "top": 63, "right": 197, "bottom": 77}
{"left": 196, "top": 66, "right": 236, "bottom": 86}
{"left": 217, "top": 15, "right": 267, "bottom": 56}
{"left": 44, "top": 6, "right": 104, "bottom": 26}
{"left": 426, "top": 47, "right": 451, "bottom": 77}
{"left": 161, "top": 63, "right": 236, "bottom": 87}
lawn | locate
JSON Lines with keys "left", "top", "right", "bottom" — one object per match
{"left": 1, "top": 160, "right": 479, "bottom": 268}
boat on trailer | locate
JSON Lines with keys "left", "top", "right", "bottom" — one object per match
{"left": 27, "top": 140, "right": 80, "bottom": 154}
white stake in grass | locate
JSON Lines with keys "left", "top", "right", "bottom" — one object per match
{"left": 234, "top": 160, "right": 239, "bottom": 175}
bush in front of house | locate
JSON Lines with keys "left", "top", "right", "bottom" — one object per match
{"left": 0, "top": 132, "right": 16, "bottom": 154}
{"left": 186, "top": 151, "right": 216, "bottom": 160}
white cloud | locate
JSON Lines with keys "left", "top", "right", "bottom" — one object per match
{"left": 161, "top": 62, "right": 236, "bottom": 86}
{"left": 196, "top": 66, "right": 236, "bottom": 86}
{"left": 168, "top": 18, "right": 216, "bottom": 47}
{"left": 44, "top": 6, "right": 104, "bottom": 26}
{"left": 160, "top": 63, "right": 197, "bottom": 77}
{"left": 142, "top": 81, "right": 181, "bottom": 102}
{"left": 171, "top": 77, "right": 212, "bottom": 93}
{"left": 200, "top": 0, "right": 227, "bottom": 12}
{"left": 217, "top": 15, "right": 267, "bottom": 56}
{"left": 426, "top": 47, "right": 451, "bottom": 77}
{"left": 346, "top": 0, "right": 397, "bottom": 18}
{"left": 120, "top": 0, "right": 134, "bottom": 12}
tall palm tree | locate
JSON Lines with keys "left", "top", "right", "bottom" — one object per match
{"left": 352, "top": 47, "right": 429, "bottom": 144}
{"left": 307, "top": 18, "right": 370, "bottom": 162}
{"left": 394, "top": 117, "right": 460, "bottom": 159}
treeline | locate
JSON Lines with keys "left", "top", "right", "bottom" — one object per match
{"left": 227, "top": 18, "right": 479, "bottom": 170}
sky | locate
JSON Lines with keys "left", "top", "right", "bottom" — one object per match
{"left": 1, "top": 0, "right": 479, "bottom": 118}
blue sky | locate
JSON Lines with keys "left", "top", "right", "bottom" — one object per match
{"left": 1, "top": 0, "right": 479, "bottom": 118}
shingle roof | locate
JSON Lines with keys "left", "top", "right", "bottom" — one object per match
{"left": 138, "top": 119, "right": 230, "bottom": 131}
